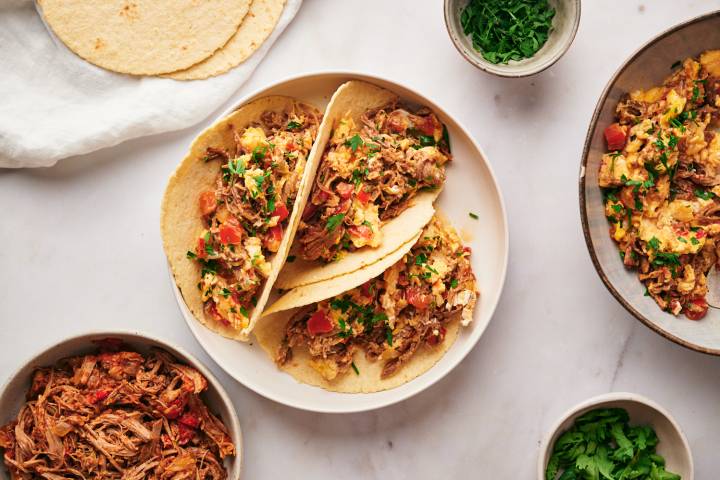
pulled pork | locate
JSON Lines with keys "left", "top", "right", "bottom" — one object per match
{"left": 598, "top": 50, "right": 720, "bottom": 320}
{"left": 297, "top": 102, "right": 451, "bottom": 262}
{"left": 190, "top": 102, "right": 321, "bottom": 331}
{"left": 277, "top": 215, "right": 477, "bottom": 381}
{"left": 0, "top": 343, "right": 235, "bottom": 479}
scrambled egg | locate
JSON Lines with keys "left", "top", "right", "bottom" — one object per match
{"left": 245, "top": 237, "right": 271, "bottom": 277}
{"left": 239, "top": 127, "right": 267, "bottom": 152}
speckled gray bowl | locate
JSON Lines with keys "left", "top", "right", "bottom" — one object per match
{"left": 444, "top": 0, "right": 580, "bottom": 77}
{"left": 580, "top": 11, "right": 720, "bottom": 355}
{"left": 0, "top": 331, "right": 243, "bottom": 479}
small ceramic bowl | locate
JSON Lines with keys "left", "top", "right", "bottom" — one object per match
{"left": 444, "top": 0, "right": 580, "bottom": 77}
{"left": 538, "top": 392, "right": 693, "bottom": 480}
{"left": 0, "top": 331, "right": 243, "bottom": 480}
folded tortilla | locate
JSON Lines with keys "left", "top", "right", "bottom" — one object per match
{"left": 275, "top": 80, "right": 441, "bottom": 291}
{"left": 161, "top": 95, "right": 324, "bottom": 341}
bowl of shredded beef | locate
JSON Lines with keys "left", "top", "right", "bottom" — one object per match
{"left": 0, "top": 332, "right": 241, "bottom": 480}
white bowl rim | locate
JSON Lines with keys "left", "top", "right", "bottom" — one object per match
{"left": 172, "top": 69, "right": 510, "bottom": 413}
{"left": 536, "top": 392, "right": 694, "bottom": 480}
{"left": 442, "top": 0, "right": 582, "bottom": 78}
{"left": 578, "top": 10, "right": 720, "bottom": 356}
{"left": 0, "top": 329, "right": 244, "bottom": 479}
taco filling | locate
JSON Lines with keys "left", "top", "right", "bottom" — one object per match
{"left": 276, "top": 215, "right": 477, "bottom": 381}
{"left": 188, "top": 105, "right": 320, "bottom": 331}
{"left": 297, "top": 103, "right": 451, "bottom": 262}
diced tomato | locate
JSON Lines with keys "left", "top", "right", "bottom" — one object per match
{"left": 307, "top": 309, "right": 333, "bottom": 335}
{"left": 604, "top": 123, "right": 627, "bottom": 151}
{"left": 199, "top": 191, "right": 217, "bottom": 216}
{"left": 177, "top": 423, "right": 195, "bottom": 445}
{"left": 334, "top": 199, "right": 351, "bottom": 214}
{"left": 219, "top": 225, "right": 243, "bottom": 245}
{"left": 427, "top": 327, "right": 447, "bottom": 346}
{"left": 86, "top": 389, "right": 110, "bottom": 405}
{"left": 265, "top": 224, "right": 283, "bottom": 252}
{"left": 360, "top": 281, "right": 373, "bottom": 298}
{"left": 417, "top": 115, "right": 437, "bottom": 136}
{"left": 356, "top": 188, "right": 371, "bottom": 204}
{"left": 462, "top": 246, "right": 472, "bottom": 255}
{"left": 336, "top": 182, "right": 355, "bottom": 199}
{"left": 685, "top": 297, "right": 708, "bottom": 320}
{"left": 178, "top": 412, "right": 200, "bottom": 429}
{"left": 348, "top": 225, "right": 373, "bottom": 241}
{"left": 286, "top": 141, "right": 298, "bottom": 151}
{"left": 196, "top": 237, "right": 207, "bottom": 259}
{"left": 272, "top": 202, "right": 289, "bottom": 222}
{"left": 406, "top": 287, "right": 431, "bottom": 310}
{"left": 696, "top": 229, "right": 707, "bottom": 239}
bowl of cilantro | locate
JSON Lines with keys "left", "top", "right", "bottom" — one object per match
{"left": 444, "top": 0, "right": 580, "bottom": 77}
{"left": 538, "top": 392, "right": 693, "bottom": 480}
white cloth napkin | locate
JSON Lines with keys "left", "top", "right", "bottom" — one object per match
{"left": 0, "top": 0, "right": 302, "bottom": 168}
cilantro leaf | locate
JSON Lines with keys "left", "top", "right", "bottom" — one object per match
{"left": 345, "top": 134, "right": 364, "bottom": 152}
{"left": 326, "top": 213, "right": 345, "bottom": 232}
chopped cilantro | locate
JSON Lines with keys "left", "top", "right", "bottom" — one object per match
{"left": 691, "top": 237, "right": 700, "bottom": 245}
{"left": 239, "top": 306, "right": 249, "bottom": 318}
{"left": 351, "top": 362, "right": 360, "bottom": 375}
{"left": 450, "top": 278, "right": 459, "bottom": 289}
{"left": 221, "top": 288, "right": 231, "bottom": 298}
{"left": 545, "top": 407, "right": 680, "bottom": 480}
{"left": 647, "top": 237, "right": 661, "bottom": 251}
{"left": 326, "top": 213, "right": 345, "bottom": 232}
{"left": 418, "top": 135, "right": 436, "bottom": 147}
{"left": 386, "top": 327, "right": 393, "bottom": 346}
{"left": 228, "top": 157, "right": 246, "bottom": 175}
{"left": 469, "top": 212, "right": 479, "bottom": 220}
{"left": 286, "top": 255, "right": 296, "bottom": 263}
{"left": 694, "top": 188, "right": 714, "bottom": 200}
{"left": 286, "top": 120, "right": 303, "bottom": 131}
{"left": 252, "top": 145, "right": 268, "bottom": 161}
{"left": 345, "top": 134, "right": 364, "bottom": 152}
{"left": 186, "top": 251, "right": 197, "bottom": 259}
{"left": 460, "top": 0, "right": 555, "bottom": 64}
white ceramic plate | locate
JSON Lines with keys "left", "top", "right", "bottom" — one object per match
{"left": 171, "top": 72, "right": 508, "bottom": 413}
{"left": 0, "top": 330, "right": 243, "bottom": 479}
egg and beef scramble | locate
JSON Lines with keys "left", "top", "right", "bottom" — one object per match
{"left": 189, "top": 105, "right": 320, "bottom": 330}
{"left": 277, "top": 215, "right": 477, "bottom": 381}
{"left": 0, "top": 341, "right": 234, "bottom": 479}
{"left": 296, "top": 102, "right": 451, "bottom": 262}
{"left": 599, "top": 50, "right": 720, "bottom": 320}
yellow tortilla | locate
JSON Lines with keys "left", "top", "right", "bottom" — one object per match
{"left": 255, "top": 306, "right": 461, "bottom": 394}
{"left": 275, "top": 80, "right": 442, "bottom": 290}
{"left": 160, "top": 96, "right": 322, "bottom": 341}
{"left": 255, "top": 212, "right": 474, "bottom": 393}
{"left": 167, "top": 0, "right": 286, "bottom": 80}
{"left": 38, "top": 0, "right": 250, "bottom": 75}
{"left": 264, "top": 230, "right": 421, "bottom": 316}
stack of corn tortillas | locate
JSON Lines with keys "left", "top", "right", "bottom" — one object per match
{"left": 36, "top": 0, "right": 286, "bottom": 80}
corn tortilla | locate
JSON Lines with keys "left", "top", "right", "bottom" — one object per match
{"left": 38, "top": 0, "right": 250, "bottom": 75}
{"left": 256, "top": 212, "right": 474, "bottom": 393}
{"left": 161, "top": 96, "right": 322, "bottom": 341}
{"left": 167, "top": 0, "right": 286, "bottom": 80}
{"left": 275, "top": 80, "right": 442, "bottom": 290}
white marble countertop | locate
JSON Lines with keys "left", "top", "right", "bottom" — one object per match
{"left": 2, "top": 0, "right": 720, "bottom": 478}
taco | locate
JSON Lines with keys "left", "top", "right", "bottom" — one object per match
{"left": 161, "top": 96, "right": 323, "bottom": 341}
{"left": 255, "top": 213, "right": 478, "bottom": 393}
{"left": 275, "top": 80, "right": 451, "bottom": 290}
